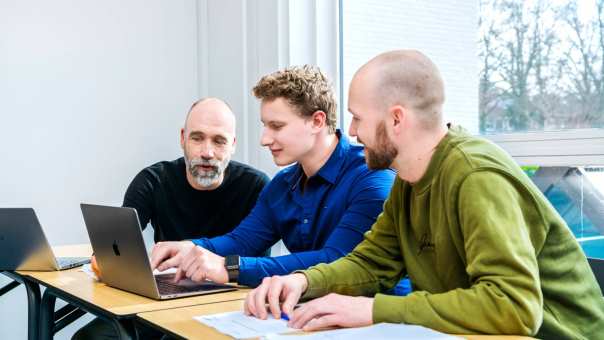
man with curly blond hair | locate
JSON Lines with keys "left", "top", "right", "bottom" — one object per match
{"left": 150, "top": 65, "right": 396, "bottom": 289}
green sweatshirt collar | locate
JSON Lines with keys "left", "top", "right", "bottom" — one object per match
{"left": 411, "top": 125, "right": 463, "bottom": 192}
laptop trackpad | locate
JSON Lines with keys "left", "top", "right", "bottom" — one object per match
{"left": 154, "top": 272, "right": 234, "bottom": 296}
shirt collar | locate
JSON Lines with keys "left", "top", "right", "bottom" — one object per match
{"left": 283, "top": 129, "right": 350, "bottom": 186}
{"left": 316, "top": 130, "right": 349, "bottom": 184}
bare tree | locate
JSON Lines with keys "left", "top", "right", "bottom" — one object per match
{"left": 478, "top": 0, "right": 604, "bottom": 132}
{"left": 478, "top": 0, "right": 503, "bottom": 132}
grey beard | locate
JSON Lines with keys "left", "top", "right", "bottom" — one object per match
{"left": 194, "top": 175, "right": 219, "bottom": 188}
{"left": 186, "top": 157, "right": 229, "bottom": 188}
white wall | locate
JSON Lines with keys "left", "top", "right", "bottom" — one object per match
{"left": 0, "top": 0, "right": 199, "bottom": 245}
{"left": 0, "top": 0, "right": 198, "bottom": 338}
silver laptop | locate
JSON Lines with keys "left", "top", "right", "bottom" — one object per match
{"left": 80, "top": 203, "right": 236, "bottom": 300}
{"left": 0, "top": 208, "right": 90, "bottom": 271}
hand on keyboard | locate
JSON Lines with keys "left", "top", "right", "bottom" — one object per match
{"left": 91, "top": 255, "right": 102, "bottom": 281}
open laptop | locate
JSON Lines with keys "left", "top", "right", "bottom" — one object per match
{"left": 0, "top": 208, "right": 90, "bottom": 271}
{"left": 80, "top": 203, "right": 236, "bottom": 300}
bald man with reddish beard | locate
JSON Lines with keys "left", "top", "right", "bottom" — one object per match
{"left": 244, "top": 51, "right": 604, "bottom": 339}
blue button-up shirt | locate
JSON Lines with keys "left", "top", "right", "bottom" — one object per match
{"left": 192, "top": 131, "right": 396, "bottom": 287}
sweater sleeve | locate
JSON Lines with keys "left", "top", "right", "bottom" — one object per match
{"left": 300, "top": 182, "right": 405, "bottom": 299}
{"left": 372, "top": 171, "right": 543, "bottom": 336}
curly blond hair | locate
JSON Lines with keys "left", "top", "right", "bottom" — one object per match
{"left": 252, "top": 65, "right": 337, "bottom": 133}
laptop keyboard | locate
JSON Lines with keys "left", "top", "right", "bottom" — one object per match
{"left": 155, "top": 273, "right": 232, "bottom": 295}
{"left": 57, "top": 257, "right": 89, "bottom": 267}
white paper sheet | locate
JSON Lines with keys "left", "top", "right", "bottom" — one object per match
{"left": 264, "top": 323, "right": 461, "bottom": 340}
{"left": 195, "top": 311, "right": 462, "bottom": 340}
{"left": 194, "top": 311, "right": 297, "bottom": 339}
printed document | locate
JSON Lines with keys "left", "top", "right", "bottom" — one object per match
{"left": 195, "top": 311, "right": 297, "bottom": 339}
{"left": 195, "top": 311, "right": 461, "bottom": 340}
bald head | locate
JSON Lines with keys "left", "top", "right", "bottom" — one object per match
{"left": 353, "top": 50, "right": 445, "bottom": 129}
{"left": 185, "top": 97, "right": 236, "bottom": 134}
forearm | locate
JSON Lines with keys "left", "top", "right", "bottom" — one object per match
{"left": 191, "top": 234, "right": 269, "bottom": 257}
{"left": 237, "top": 247, "right": 346, "bottom": 287}
{"left": 301, "top": 243, "right": 404, "bottom": 300}
{"left": 300, "top": 191, "right": 406, "bottom": 299}
{"left": 192, "top": 200, "right": 277, "bottom": 257}
{"left": 373, "top": 280, "right": 542, "bottom": 335}
{"left": 301, "top": 257, "right": 382, "bottom": 300}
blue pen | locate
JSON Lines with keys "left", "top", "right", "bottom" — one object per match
{"left": 280, "top": 312, "right": 289, "bottom": 321}
{"left": 267, "top": 303, "right": 303, "bottom": 321}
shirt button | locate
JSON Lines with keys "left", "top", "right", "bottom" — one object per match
{"left": 303, "top": 218, "right": 308, "bottom": 224}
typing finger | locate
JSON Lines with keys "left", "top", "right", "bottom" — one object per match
{"left": 157, "top": 255, "right": 181, "bottom": 272}
{"left": 180, "top": 248, "right": 197, "bottom": 273}
{"left": 150, "top": 246, "right": 169, "bottom": 270}
{"left": 173, "top": 266, "right": 185, "bottom": 283}
{"left": 185, "top": 258, "right": 203, "bottom": 279}
{"left": 190, "top": 264, "right": 206, "bottom": 282}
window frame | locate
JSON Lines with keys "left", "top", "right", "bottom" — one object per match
{"left": 484, "top": 129, "right": 604, "bottom": 167}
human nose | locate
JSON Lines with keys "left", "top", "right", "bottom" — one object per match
{"left": 260, "top": 127, "right": 273, "bottom": 147}
{"left": 199, "top": 140, "right": 215, "bottom": 159}
{"left": 348, "top": 120, "right": 358, "bottom": 137}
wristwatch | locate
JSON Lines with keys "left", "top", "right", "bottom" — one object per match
{"left": 224, "top": 255, "right": 240, "bottom": 283}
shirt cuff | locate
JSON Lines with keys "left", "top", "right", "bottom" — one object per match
{"left": 295, "top": 268, "right": 330, "bottom": 300}
{"left": 191, "top": 238, "right": 211, "bottom": 249}
{"left": 237, "top": 256, "right": 254, "bottom": 286}
{"left": 373, "top": 293, "right": 409, "bottom": 324}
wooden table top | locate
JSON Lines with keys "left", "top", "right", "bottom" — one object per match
{"left": 16, "top": 244, "right": 250, "bottom": 316}
{"left": 17, "top": 244, "right": 536, "bottom": 338}
{"left": 137, "top": 300, "right": 536, "bottom": 340}
{"left": 138, "top": 299, "right": 244, "bottom": 339}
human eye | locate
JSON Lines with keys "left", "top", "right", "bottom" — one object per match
{"left": 189, "top": 132, "right": 204, "bottom": 142}
{"left": 270, "top": 123, "right": 285, "bottom": 130}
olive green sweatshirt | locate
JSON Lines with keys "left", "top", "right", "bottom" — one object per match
{"left": 300, "top": 126, "right": 604, "bottom": 339}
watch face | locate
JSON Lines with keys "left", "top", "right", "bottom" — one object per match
{"left": 225, "top": 255, "right": 240, "bottom": 268}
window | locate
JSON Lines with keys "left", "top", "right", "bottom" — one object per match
{"left": 479, "top": 0, "right": 604, "bottom": 134}
{"left": 341, "top": 0, "right": 604, "bottom": 258}
{"left": 479, "top": 0, "right": 604, "bottom": 258}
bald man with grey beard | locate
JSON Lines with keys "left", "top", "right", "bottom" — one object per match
{"left": 73, "top": 97, "right": 269, "bottom": 340}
